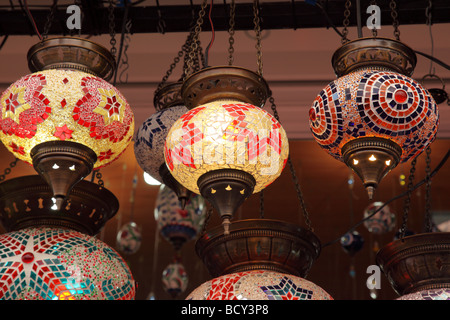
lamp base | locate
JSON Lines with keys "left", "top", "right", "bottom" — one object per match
{"left": 0, "top": 175, "right": 118, "bottom": 235}
{"left": 376, "top": 232, "right": 450, "bottom": 296}
{"left": 197, "top": 169, "right": 256, "bottom": 235}
{"left": 342, "top": 137, "right": 402, "bottom": 199}
{"left": 30, "top": 141, "right": 97, "bottom": 211}
{"left": 196, "top": 219, "right": 321, "bottom": 278}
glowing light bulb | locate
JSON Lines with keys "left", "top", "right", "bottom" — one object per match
{"left": 385, "top": 160, "right": 391, "bottom": 166}
{"left": 369, "top": 155, "right": 377, "bottom": 161}
{"left": 353, "top": 159, "right": 359, "bottom": 165}
{"left": 52, "top": 163, "right": 60, "bottom": 169}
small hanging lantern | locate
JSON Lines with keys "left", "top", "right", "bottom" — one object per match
{"left": 0, "top": 37, "right": 134, "bottom": 209}
{"left": 155, "top": 184, "right": 206, "bottom": 250}
{"left": 116, "top": 221, "right": 142, "bottom": 255}
{"left": 363, "top": 202, "right": 396, "bottom": 235}
{"left": 162, "top": 258, "right": 189, "bottom": 299}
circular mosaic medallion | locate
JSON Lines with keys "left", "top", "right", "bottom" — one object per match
{"left": 309, "top": 69, "right": 439, "bottom": 163}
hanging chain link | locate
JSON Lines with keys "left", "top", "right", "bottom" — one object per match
{"left": 268, "top": 96, "right": 313, "bottom": 231}
{"left": 94, "top": 170, "right": 105, "bottom": 188}
{"left": 227, "top": 0, "right": 236, "bottom": 66}
{"left": 424, "top": 146, "right": 433, "bottom": 232}
{"left": 341, "top": 0, "right": 352, "bottom": 44}
{"left": 390, "top": 0, "right": 401, "bottom": 40}
{"left": 399, "top": 157, "right": 417, "bottom": 239}
{"left": 119, "top": 19, "right": 132, "bottom": 84}
{"left": 42, "top": 0, "right": 58, "bottom": 40}
{"left": 184, "top": 0, "right": 208, "bottom": 80}
{"left": 108, "top": 0, "right": 117, "bottom": 58}
{"left": 0, "top": 158, "right": 18, "bottom": 182}
{"left": 253, "top": 0, "right": 263, "bottom": 76}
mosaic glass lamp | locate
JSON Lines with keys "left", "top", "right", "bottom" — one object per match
{"left": 340, "top": 231, "right": 364, "bottom": 256}
{"left": 165, "top": 66, "right": 289, "bottom": 233}
{"left": 363, "top": 202, "right": 396, "bottom": 235}
{"left": 187, "top": 270, "right": 332, "bottom": 300}
{"left": 0, "top": 226, "right": 135, "bottom": 300}
{"left": 116, "top": 221, "right": 142, "bottom": 255}
{"left": 162, "top": 259, "right": 189, "bottom": 299}
{"left": 134, "top": 82, "right": 191, "bottom": 207}
{"left": 377, "top": 232, "right": 450, "bottom": 298}
{"left": 0, "top": 37, "right": 134, "bottom": 209}
{"left": 154, "top": 184, "right": 206, "bottom": 250}
{"left": 189, "top": 219, "right": 332, "bottom": 300}
{"left": 309, "top": 37, "right": 439, "bottom": 199}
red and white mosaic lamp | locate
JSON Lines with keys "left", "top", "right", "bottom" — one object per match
{"left": 0, "top": 37, "right": 134, "bottom": 209}
{"left": 309, "top": 37, "right": 439, "bottom": 199}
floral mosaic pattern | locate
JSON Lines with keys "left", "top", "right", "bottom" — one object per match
{"left": 186, "top": 270, "right": 333, "bottom": 300}
{"left": 154, "top": 184, "right": 206, "bottom": 246}
{"left": 165, "top": 101, "right": 289, "bottom": 194}
{"left": 162, "top": 260, "right": 189, "bottom": 298}
{"left": 134, "top": 105, "right": 188, "bottom": 182}
{"left": 309, "top": 68, "right": 439, "bottom": 163}
{"left": 116, "top": 221, "right": 142, "bottom": 255}
{"left": 0, "top": 69, "right": 134, "bottom": 169}
{"left": 0, "top": 227, "right": 135, "bottom": 300}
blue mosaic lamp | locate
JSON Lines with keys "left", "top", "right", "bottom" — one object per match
{"left": 134, "top": 81, "right": 192, "bottom": 207}
{"left": 309, "top": 37, "right": 439, "bottom": 199}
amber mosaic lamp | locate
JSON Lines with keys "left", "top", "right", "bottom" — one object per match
{"left": 0, "top": 36, "right": 134, "bottom": 209}
{"left": 309, "top": 1, "right": 439, "bottom": 199}
{"left": 164, "top": 0, "right": 289, "bottom": 234}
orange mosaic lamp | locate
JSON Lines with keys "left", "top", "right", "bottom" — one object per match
{"left": 0, "top": 37, "right": 134, "bottom": 209}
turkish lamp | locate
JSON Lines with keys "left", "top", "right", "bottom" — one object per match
{"left": 0, "top": 37, "right": 134, "bottom": 209}
{"left": 165, "top": 66, "right": 289, "bottom": 234}
{"left": 309, "top": 38, "right": 439, "bottom": 199}
{"left": 134, "top": 81, "right": 191, "bottom": 208}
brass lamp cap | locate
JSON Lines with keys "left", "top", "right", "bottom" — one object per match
{"left": 27, "top": 36, "right": 116, "bottom": 81}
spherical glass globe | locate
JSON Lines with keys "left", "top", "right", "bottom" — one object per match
{"left": 363, "top": 201, "right": 396, "bottom": 234}
{"left": 116, "top": 221, "right": 142, "bottom": 255}
{"left": 309, "top": 68, "right": 439, "bottom": 164}
{"left": 135, "top": 105, "right": 188, "bottom": 182}
{"left": 162, "top": 260, "right": 189, "bottom": 298}
{"left": 0, "top": 69, "right": 134, "bottom": 169}
{"left": 186, "top": 270, "right": 332, "bottom": 300}
{"left": 164, "top": 101, "right": 289, "bottom": 195}
{"left": 0, "top": 226, "right": 135, "bottom": 300}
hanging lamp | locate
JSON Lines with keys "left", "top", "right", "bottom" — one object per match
{"left": 164, "top": 0, "right": 289, "bottom": 234}
{"left": 187, "top": 219, "right": 332, "bottom": 300}
{"left": 309, "top": 1, "right": 439, "bottom": 199}
{"left": 134, "top": 29, "right": 204, "bottom": 207}
{"left": 0, "top": 37, "right": 134, "bottom": 210}
{"left": 0, "top": 174, "right": 136, "bottom": 300}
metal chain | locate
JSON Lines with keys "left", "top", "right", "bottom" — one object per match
{"left": 424, "top": 146, "right": 433, "bottom": 232}
{"left": 0, "top": 158, "right": 18, "bottom": 182}
{"left": 227, "top": 0, "right": 236, "bottom": 66}
{"left": 269, "top": 96, "right": 313, "bottom": 231}
{"left": 399, "top": 157, "right": 417, "bottom": 239}
{"left": 341, "top": 0, "right": 352, "bottom": 44}
{"left": 390, "top": 0, "right": 401, "bottom": 40}
{"left": 184, "top": 0, "right": 208, "bottom": 80}
{"left": 95, "top": 170, "right": 105, "bottom": 188}
{"left": 119, "top": 19, "right": 132, "bottom": 84}
{"left": 42, "top": 0, "right": 58, "bottom": 40}
{"left": 108, "top": 0, "right": 117, "bottom": 58}
{"left": 253, "top": 0, "right": 263, "bottom": 76}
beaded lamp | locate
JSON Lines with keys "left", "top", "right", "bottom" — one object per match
{"left": 0, "top": 37, "right": 134, "bottom": 209}
{"left": 309, "top": 37, "right": 439, "bottom": 199}
{"left": 165, "top": 66, "right": 289, "bottom": 234}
